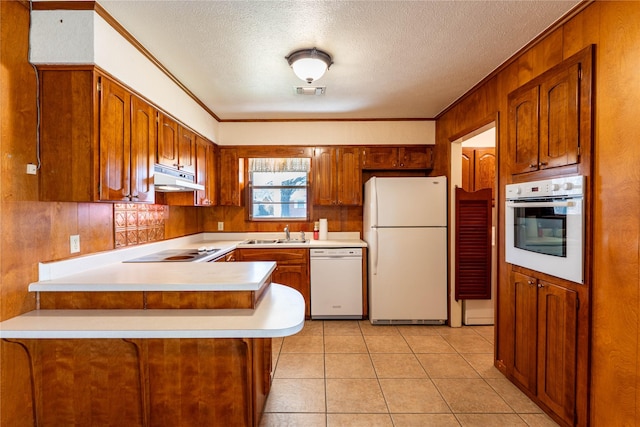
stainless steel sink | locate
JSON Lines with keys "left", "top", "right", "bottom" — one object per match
{"left": 243, "top": 239, "right": 279, "bottom": 244}
{"left": 242, "top": 239, "right": 307, "bottom": 245}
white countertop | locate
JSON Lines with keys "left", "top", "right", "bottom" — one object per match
{"left": 236, "top": 238, "right": 367, "bottom": 249}
{"left": 0, "top": 284, "right": 304, "bottom": 339}
{"left": 30, "top": 261, "right": 276, "bottom": 292}
{"left": 34, "top": 232, "right": 366, "bottom": 283}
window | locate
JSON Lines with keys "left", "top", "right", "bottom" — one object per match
{"left": 248, "top": 158, "right": 310, "bottom": 220}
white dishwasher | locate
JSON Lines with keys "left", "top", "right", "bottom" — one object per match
{"left": 310, "top": 248, "right": 363, "bottom": 319}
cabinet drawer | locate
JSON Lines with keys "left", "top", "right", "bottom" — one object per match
{"left": 238, "top": 248, "right": 308, "bottom": 263}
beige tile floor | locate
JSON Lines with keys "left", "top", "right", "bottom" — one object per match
{"left": 261, "top": 320, "right": 560, "bottom": 427}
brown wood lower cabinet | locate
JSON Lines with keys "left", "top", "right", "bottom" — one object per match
{"left": 225, "top": 250, "right": 237, "bottom": 262}
{"left": 212, "top": 250, "right": 236, "bottom": 262}
{"left": 506, "top": 271, "right": 579, "bottom": 426}
{"left": 237, "top": 248, "right": 310, "bottom": 318}
{"left": 5, "top": 337, "right": 271, "bottom": 427}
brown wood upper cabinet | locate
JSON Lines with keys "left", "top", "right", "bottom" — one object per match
{"left": 506, "top": 271, "right": 578, "bottom": 426}
{"left": 362, "top": 145, "right": 433, "bottom": 169}
{"left": 157, "top": 113, "right": 196, "bottom": 174}
{"left": 461, "top": 147, "right": 495, "bottom": 201}
{"left": 508, "top": 46, "right": 592, "bottom": 175}
{"left": 218, "top": 147, "right": 242, "bottom": 206}
{"left": 195, "top": 135, "right": 216, "bottom": 206}
{"left": 313, "top": 147, "right": 362, "bottom": 206}
{"left": 128, "top": 95, "right": 157, "bottom": 203}
{"left": 39, "top": 69, "right": 155, "bottom": 203}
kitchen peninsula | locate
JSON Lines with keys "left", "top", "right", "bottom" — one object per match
{"left": 0, "top": 249, "right": 305, "bottom": 427}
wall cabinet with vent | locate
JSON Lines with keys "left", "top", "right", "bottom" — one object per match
{"left": 157, "top": 113, "right": 196, "bottom": 174}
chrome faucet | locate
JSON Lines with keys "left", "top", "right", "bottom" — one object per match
{"left": 284, "top": 224, "right": 290, "bottom": 241}
{"left": 300, "top": 231, "right": 305, "bottom": 241}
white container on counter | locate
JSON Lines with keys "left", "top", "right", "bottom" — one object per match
{"left": 319, "top": 218, "right": 328, "bottom": 240}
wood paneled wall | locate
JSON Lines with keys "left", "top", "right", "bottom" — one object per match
{"left": 0, "top": 4, "right": 198, "bottom": 424}
{"left": 435, "top": 1, "right": 640, "bottom": 424}
{"left": 5, "top": 0, "right": 640, "bottom": 424}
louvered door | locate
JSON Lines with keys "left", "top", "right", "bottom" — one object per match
{"left": 455, "top": 187, "right": 492, "bottom": 299}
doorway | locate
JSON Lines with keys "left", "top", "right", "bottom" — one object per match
{"left": 449, "top": 123, "right": 497, "bottom": 327}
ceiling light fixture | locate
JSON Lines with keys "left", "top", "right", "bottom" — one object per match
{"left": 286, "top": 48, "right": 333, "bottom": 84}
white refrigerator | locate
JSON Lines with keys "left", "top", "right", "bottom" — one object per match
{"left": 364, "top": 176, "right": 448, "bottom": 324}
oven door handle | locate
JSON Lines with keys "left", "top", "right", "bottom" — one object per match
{"left": 506, "top": 201, "right": 575, "bottom": 208}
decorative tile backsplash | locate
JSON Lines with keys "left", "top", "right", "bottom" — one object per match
{"left": 114, "top": 204, "right": 166, "bottom": 248}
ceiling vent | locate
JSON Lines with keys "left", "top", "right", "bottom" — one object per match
{"left": 295, "top": 86, "right": 326, "bottom": 96}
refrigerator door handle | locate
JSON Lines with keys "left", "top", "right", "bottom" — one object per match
{"left": 372, "top": 228, "right": 378, "bottom": 275}
{"left": 371, "top": 178, "right": 378, "bottom": 227}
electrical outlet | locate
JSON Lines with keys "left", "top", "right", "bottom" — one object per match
{"left": 70, "top": 235, "right": 80, "bottom": 253}
{"left": 26, "top": 164, "right": 37, "bottom": 175}
{"left": 217, "top": 222, "right": 224, "bottom": 231}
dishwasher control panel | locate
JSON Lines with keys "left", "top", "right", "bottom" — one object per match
{"left": 310, "top": 248, "right": 363, "bottom": 257}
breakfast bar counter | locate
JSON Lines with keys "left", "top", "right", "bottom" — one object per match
{"left": 0, "top": 284, "right": 304, "bottom": 339}
{"left": 2, "top": 254, "right": 305, "bottom": 427}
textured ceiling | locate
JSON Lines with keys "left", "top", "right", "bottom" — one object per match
{"left": 97, "top": 0, "right": 580, "bottom": 120}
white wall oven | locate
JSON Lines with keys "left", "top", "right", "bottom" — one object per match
{"left": 505, "top": 176, "right": 585, "bottom": 284}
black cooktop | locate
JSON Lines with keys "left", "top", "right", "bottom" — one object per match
{"left": 123, "top": 249, "right": 220, "bottom": 263}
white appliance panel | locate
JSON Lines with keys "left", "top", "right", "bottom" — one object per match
{"left": 310, "top": 254, "right": 363, "bottom": 319}
{"left": 366, "top": 177, "right": 447, "bottom": 227}
{"left": 369, "top": 227, "right": 447, "bottom": 322}
{"left": 505, "top": 175, "right": 584, "bottom": 285}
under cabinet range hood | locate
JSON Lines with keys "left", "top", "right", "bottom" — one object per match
{"left": 153, "top": 164, "right": 204, "bottom": 192}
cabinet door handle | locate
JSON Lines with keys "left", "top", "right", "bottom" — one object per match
{"left": 537, "top": 283, "right": 544, "bottom": 288}
{"left": 529, "top": 164, "right": 537, "bottom": 168}
{"left": 539, "top": 162, "right": 548, "bottom": 167}
{"left": 527, "top": 279, "right": 536, "bottom": 286}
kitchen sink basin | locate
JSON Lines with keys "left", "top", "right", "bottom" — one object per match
{"left": 242, "top": 239, "right": 307, "bottom": 245}
{"left": 243, "top": 239, "right": 279, "bottom": 244}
